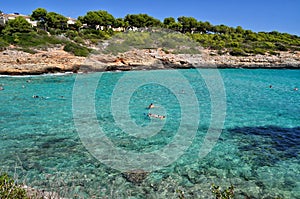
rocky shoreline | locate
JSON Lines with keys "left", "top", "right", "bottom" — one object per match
{"left": 0, "top": 47, "right": 299, "bottom": 75}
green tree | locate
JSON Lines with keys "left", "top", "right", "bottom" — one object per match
{"left": 196, "top": 21, "right": 213, "bottom": 33}
{"left": 69, "top": 20, "right": 82, "bottom": 31}
{"left": 114, "top": 18, "right": 126, "bottom": 28}
{"left": 177, "top": 16, "right": 197, "bottom": 33}
{"left": 80, "top": 10, "right": 115, "bottom": 29}
{"left": 163, "top": 17, "right": 176, "bottom": 28}
{"left": 31, "top": 8, "right": 47, "bottom": 30}
{"left": 2, "top": 16, "right": 33, "bottom": 35}
{"left": 168, "top": 22, "right": 183, "bottom": 32}
{"left": 80, "top": 11, "right": 100, "bottom": 29}
{"left": 213, "top": 24, "right": 230, "bottom": 34}
{"left": 124, "top": 14, "right": 161, "bottom": 28}
{"left": 235, "top": 26, "right": 244, "bottom": 34}
{"left": 245, "top": 32, "right": 259, "bottom": 41}
{"left": 45, "top": 12, "right": 68, "bottom": 30}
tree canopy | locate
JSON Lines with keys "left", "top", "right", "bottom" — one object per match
{"left": 2, "top": 16, "right": 32, "bottom": 35}
{"left": 79, "top": 10, "right": 115, "bottom": 29}
{"left": 45, "top": 12, "right": 68, "bottom": 29}
{"left": 31, "top": 8, "right": 47, "bottom": 30}
{"left": 31, "top": 8, "right": 47, "bottom": 23}
{"left": 177, "top": 16, "right": 198, "bottom": 33}
{"left": 124, "top": 14, "right": 161, "bottom": 28}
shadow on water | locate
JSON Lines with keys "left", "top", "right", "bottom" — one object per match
{"left": 229, "top": 126, "right": 300, "bottom": 167}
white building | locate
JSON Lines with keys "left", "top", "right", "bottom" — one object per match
{"left": 67, "top": 17, "right": 77, "bottom": 25}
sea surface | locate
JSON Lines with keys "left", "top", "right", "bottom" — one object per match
{"left": 0, "top": 69, "right": 299, "bottom": 198}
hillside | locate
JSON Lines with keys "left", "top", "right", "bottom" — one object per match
{"left": 0, "top": 9, "right": 300, "bottom": 74}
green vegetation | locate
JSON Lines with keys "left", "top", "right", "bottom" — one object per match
{"left": 102, "top": 30, "right": 200, "bottom": 55}
{"left": 81, "top": 10, "right": 115, "bottom": 29}
{"left": 0, "top": 26, "right": 92, "bottom": 57}
{"left": 0, "top": 8, "right": 299, "bottom": 57}
{"left": 0, "top": 173, "right": 29, "bottom": 199}
{"left": 63, "top": 41, "right": 92, "bottom": 56}
{"left": 211, "top": 184, "right": 234, "bottom": 199}
{"left": 3, "top": 32, "right": 61, "bottom": 47}
{"left": 189, "top": 30, "right": 300, "bottom": 55}
{"left": 124, "top": 14, "right": 161, "bottom": 28}
{"left": 2, "top": 16, "right": 33, "bottom": 35}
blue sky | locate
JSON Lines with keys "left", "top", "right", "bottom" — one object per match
{"left": 1, "top": 0, "right": 300, "bottom": 35}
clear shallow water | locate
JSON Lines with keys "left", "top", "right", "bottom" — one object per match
{"left": 0, "top": 69, "right": 299, "bottom": 198}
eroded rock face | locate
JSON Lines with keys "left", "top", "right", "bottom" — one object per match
{"left": 0, "top": 47, "right": 300, "bottom": 75}
{"left": 85, "top": 48, "right": 300, "bottom": 70}
{"left": 200, "top": 50, "right": 300, "bottom": 68}
{"left": 0, "top": 48, "right": 85, "bottom": 75}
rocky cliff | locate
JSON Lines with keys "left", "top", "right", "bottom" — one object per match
{"left": 0, "top": 47, "right": 85, "bottom": 75}
{"left": 0, "top": 47, "right": 299, "bottom": 75}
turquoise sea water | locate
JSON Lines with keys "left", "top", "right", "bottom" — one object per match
{"left": 0, "top": 69, "right": 299, "bottom": 198}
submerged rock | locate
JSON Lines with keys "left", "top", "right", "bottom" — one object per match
{"left": 122, "top": 170, "right": 149, "bottom": 184}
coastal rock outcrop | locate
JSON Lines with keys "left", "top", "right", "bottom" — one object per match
{"left": 0, "top": 47, "right": 299, "bottom": 75}
{"left": 83, "top": 48, "right": 300, "bottom": 71}
{"left": 0, "top": 47, "right": 85, "bottom": 75}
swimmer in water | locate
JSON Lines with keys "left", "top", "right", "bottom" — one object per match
{"left": 148, "top": 103, "right": 154, "bottom": 109}
{"left": 148, "top": 113, "right": 166, "bottom": 120}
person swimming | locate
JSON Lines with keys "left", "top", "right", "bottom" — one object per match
{"left": 148, "top": 103, "right": 154, "bottom": 109}
{"left": 147, "top": 113, "right": 165, "bottom": 120}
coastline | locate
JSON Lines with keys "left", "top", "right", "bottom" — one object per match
{"left": 0, "top": 48, "right": 299, "bottom": 75}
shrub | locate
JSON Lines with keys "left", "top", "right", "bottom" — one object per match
{"left": 253, "top": 48, "right": 266, "bottom": 55}
{"left": 36, "top": 29, "right": 49, "bottom": 35}
{"left": 2, "top": 16, "right": 33, "bottom": 35}
{"left": 63, "top": 42, "right": 91, "bottom": 57}
{"left": 211, "top": 184, "right": 234, "bottom": 199}
{"left": 228, "top": 41, "right": 240, "bottom": 48}
{"left": 0, "top": 173, "right": 29, "bottom": 199}
{"left": 65, "top": 30, "right": 78, "bottom": 40}
{"left": 1, "top": 32, "right": 64, "bottom": 48}
{"left": 16, "top": 47, "right": 38, "bottom": 54}
{"left": 275, "top": 43, "right": 288, "bottom": 51}
{"left": 229, "top": 47, "right": 247, "bottom": 56}
{"left": 73, "top": 36, "right": 85, "bottom": 44}
{"left": 0, "top": 38, "right": 9, "bottom": 50}
{"left": 269, "top": 50, "right": 280, "bottom": 56}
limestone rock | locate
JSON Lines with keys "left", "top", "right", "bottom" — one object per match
{"left": 0, "top": 47, "right": 299, "bottom": 75}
